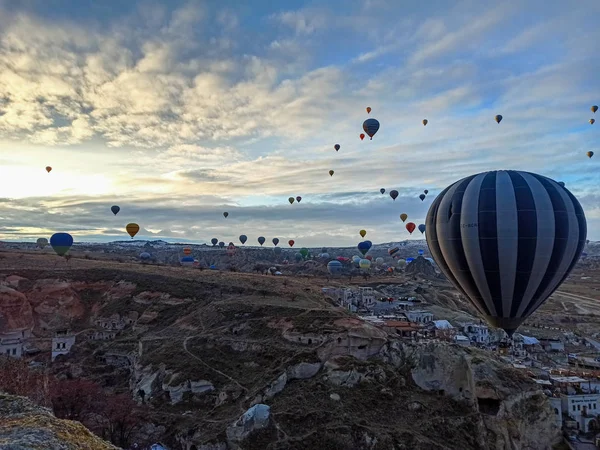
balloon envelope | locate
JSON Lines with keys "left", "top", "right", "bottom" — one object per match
{"left": 359, "top": 229, "right": 366, "bottom": 238}
{"left": 418, "top": 224, "right": 426, "bottom": 234}
{"left": 495, "top": 114, "right": 503, "bottom": 123}
{"left": 289, "top": 197, "right": 295, "bottom": 204}
{"left": 218, "top": 242, "right": 225, "bottom": 248}
{"left": 362, "top": 118, "right": 380, "bottom": 139}
{"left": 419, "top": 194, "right": 426, "bottom": 201}
{"left": 183, "top": 247, "right": 192, "bottom": 255}
{"left": 327, "top": 260, "right": 343, "bottom": 275}
{"left": 45, "top": 166, "right": 52, "bottom": 173}
{"left": 288, "top": 240, "right": 295, "bottom": 247}
{"left": 357, "top": 241, "right": 371, "bottom": 256}
{"left": 239, "top": 235, "right": 247, "bottom": 244}
{"left": 380, "top": 188, "right": 385, "bottom": 194}
{"left": 272, "top": 238, "right": 279, "bottom": 246}
{"left": 425, "top": 170, "right": 586, "bottom": 336}
{"left": 140, "top": 252, "right": 151, "bottom": 261}
{"left": 400, "top": 213, "right": 408, "bottom": 222}
{"left": 296, "top": 196, "right": 302, "bottom": 203}
{"left": 50, "top": 232, "right": 73, "bottom": 256}
{"left": 126, "top": 223, "right": 140, "bottom": 238}
{"left": 418, "top": 249, "right": 424, "bottom": 256}
{"left": 334, "top": 144, "right": 340, "bottom": 151}
{"left": 223, "top": 212, "right": 229, "bottom": 218}
{"left": 36, "top": 238, "right": 48, "bottom": 249}
{"left": 390, "top": 190, "right": 398, "bottom": 201}
{"left": 211, "top": 238, "right": 218, "bottom": 246}
{"left": 258, "top": 236, "right": 266, "bottom": 246}
{"left": 406, "top": 222, "right": 416, "bottom": 234}
{"left": 111, "top": 205, "right": 120, "bottom": 215}
{"left": 359, "top": 259, "right": 371, "bottom": 269}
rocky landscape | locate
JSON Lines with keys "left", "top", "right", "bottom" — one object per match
{"left": 0, "top": 246, "right": 598, "bottom": 449}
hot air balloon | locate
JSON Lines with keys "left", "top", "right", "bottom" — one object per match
{"left": 418, "top": 249, "right": 424, "bottom": 256}
{"left": 380, "top": 188, "right": 385, "bottom": 194}
{"left": 362, "top": 118, "right": 380, "bottom": 139}
{"left": 357, "top": 241, "right": 371, "bottom": 256}
{"left": 397, "top": 259, "right": 406, "bottom": 268}
{"left": 320, "top": 252, "right": 330, "bottom": 260}
{"left": 36, "top": 237, "right": 48, "bottom": 249}
{"left": 589, "top": 119, "right": 595, "bottom": 125}
{"left": 274, "top": 247, "right": 282, "bottom": 256}
{"left": 211, "top": 238, "right": 218, "bottom": 246}
{"left": 400, "top": 213, "right": 408, "bottom": 222}
{"left": 334, "top": 144, "right": 340, "bottom": 151}
{"left": 226, "top": 244, "right": 236, "bottom": 256}
{"left": 419, "top": 194, "right": 426, "bottom": 201}
{"left": 223, "top": 212, "right": 229, "bottom": 218}
{"left": 365, "top": 255, "right": 373, "bottom": 261}
{"left": 183, "top": 247, "right": 192, "bottom": 256}
{"left": 329, "top": 170, "right": 334, "bottom": 176}
{"left": 289, "top": 197, "right": 295, "bottom": 204}
{"left": 294, "top": 253, "right": 303, "bottom": 262}
{"left": 366, "top": 107, "right": 371, "bottom": 114}
{"left": 425, "top": 170, "right": 586, "bottom": 336}
{"left": 219, "top": 241, "right": 225, "bottom": 248}
{"left": 258, "top": 236, "right": 265, "bottom": 246}
{"left": 239, "top": 235, "right": 247, "bottom": 244}
{"left": 375, "top": 257, "right": 384, "bottom": 266}
{"left": 272, "top": 238, "right": 279, "bottom": 246}
{"left": 296, "top": 196, "right": 302, "bottom": 203}
{"left": 418, "top": 224, "right": 426, "bottom": 234}
{"left": 140, "top": 252, "right": 151, "bottom": 262}
{"left": 300, "top": 248, "right": 309, "bottom": 258}
{"left": 388, "top": 246, "right": 399, "bottom": 257}
{"left": 352, "top": 255, "right": 361, "bottom": 264}
{"left": 424, "top": 190, "right": 429, "bottom": 195}
{"left": 406, "top": 257, "right": 414, "bottom": 264}
{"left": 406, "top": 222, "right": 416, "bottom": 234}
{"left": 50, "top": 232, "right": 73, "bottom": 257}
{"left": 359, "top": 229, "right": 367, "bottom": 238}
{"left": 359, "top": 259, "right": 371, "bottom": 269}
{"left": 360, "top": 133, "right": 365, "bottom": 141}
{"left": 587, "top": 151, "right": 594, "bottom": 158}
{"left": 126, "top": 223, "right": 140, "bottom": 239}
{"left": 390, "top": 190, "right": 399, "bottom": 201}
{"left": 288, "top": 240, "right": 295, "bottom": 247}
{"left": 495, "top": 115, "right": 503, "bottom": 124}
{"left": 592, "top": 105, "right": 598, "bottom": 113}
{"left": 327, "top": 260, "right": 343, "bottom": 275}
{"left": 422, "top": 119, "right": 428, "bottom": 126}
{"left": 46, "top": 166, "right": 52, "bottom": 173}
{"left": 111, "top": 205, "right": 120, "bottom": 215}
{"left": 181, "top": 256, "right": 195, "bottom": 267}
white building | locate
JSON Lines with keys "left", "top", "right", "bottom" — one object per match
{"left": 453, "top": 335, "right": 471, "bottom": 347}
{"left": 461, "top": 323, "right": 490, "bottom": 345}
{"left": 549, "top": 397, "right": 563, "bottom": 428}
{"left": 405, "top": 310, "right": 433, "bottom": 324}
{"left": 0, "top": 329, "right": 28, "bottom": 358}
{"left": 358, "top": 287, "right": 376, "bottom": 308}
{"left": 51, "top": 329, "right": 76, "bottom": 361}
{"left": 560, "top": 393, "right": 600, "bottom": 432}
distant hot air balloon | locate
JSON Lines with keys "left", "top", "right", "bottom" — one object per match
{"left": 397, "top": 259, "right": 406, "bottom": 268}
{"left": 418, "top": 249, "right": 424, "bottom": 256}
{"left": 424, "top": 190, "right": 429, "bottom": 195}
{"left": 327, "top": 260, "right": 343, "bottom": 275}
{"left": 366, "top": 107, "right": 371, "bottom": 114}
{"left": 140, "top": 252, "right": 151, "bottom": 262}
{"left": 495, "top": 115, "right": 503, "bottom": 124}
{"left": 592, "top": 105, "right": 598, "bottom": 114}
{"left": 388, "top": 246, "right": 399, "bottom": 257}
{"left": 406, "top": 222, "right": 416, "bottom": 234}
{"left": 426, "top": 170, "right": 587, "bottom": 336}
{"left": 375, "top": 257, "right": 384, "bottom": 266}
{"left": 296, "top": 196, "right": 302, "bottom": 203}
{"left": 126, "top": 223, "right": 140, "bottom": 239}
{"left": 359, "top": 259, "right": 371, "bottom": 270}
{"left": 111, "top": 205, "right": 120, "bottom": 215}
{"left": 357, "top": 241, "right": 371, "bottom": 256}
{"left": 587, "top": 151, "right": 594, "bottom": 158}
{"left": 422, "top": 119, "right": 428, "bottom": 126}
{"left": 590, "top": 119, "right": 596, "bottom": 125}
{"left": 365, "top": 255, "right": 373, "bottom": 261}
{"left": 390, "top": 190, "right": 399, "bottom": 201}
{"left": 239, "top": 235, "right": 247, "bottom": 244}
{"left": 418, "top": 224, "right": 426, "bottom": 234}
{"left": 419, "top": 194, "right": 426, "bottom": 201}
{"left": 183, "top": 247, "right": 192, "bottom": 256}
{"left": 223, "top": 212, "right": 229, "bottom": 218}
{"left": 288, "top": 240, "right": 295, "bottom": 247}
{"left": 211, "top": 238, "right": 218, "bottom": 246}
{"left": 50, "top": 232, "right": 73, "bottom": 257}
{"left": 360, "top": 133, "right": 365, "bottom": 141}
{"left": 180, "top": 256, "right": 195, "bottom": 267}
{"left": 46, "top": 166, "right": 52, "bottom": 173}
{"left": 272, "top": 238, "right": 279, "bottom": 246}
{"left": 362, "top": 118, "right": 380, "bottom": 139}
{"left": 36, "top": 238, "right": 48, "bottom": 249}
{"left": 334, "top": 144, "right": 340, "bottom": 151}
{"left": 289, "top": 197, "right": 295, "bottom": 204}
{"left": 406, "top": 257, "right": 414, "bottom": 264}
{"left": 300, "top": 248, "right": 309, "bottom": 258}
{"left": 400, "top": 213, "right": 408, "bottom": 222}
{"left": 219, "top": 241, "right": 225, "bottom": 248}
{"left": 359, "top": 229, "right": 367, "bottom": 238}
{"left": 329, "top": 170, "right": 334, "bottom": 176}
{"left": 274, "top": 246, "right": 282, "bottom": 256}
{"left": 380, "top": 188, "right": 385, "bottom": 194}
{"left": 226, "top": 244, "right": 236, "bottom": 257}
{"left": 258, "top": 236, "right": 265, "bottom": 246}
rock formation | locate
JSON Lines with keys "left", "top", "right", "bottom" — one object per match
{"left": 405, "top": 256, "right": 437, "bottom": 278}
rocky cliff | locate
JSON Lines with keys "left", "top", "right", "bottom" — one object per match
{"left": 0, "top": 392, "right": 118, "bottom": 450}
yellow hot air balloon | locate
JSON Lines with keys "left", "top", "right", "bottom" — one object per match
{"left": 329, "top": 170, "right": 334, "bottom": 176}
{"left": 359, "top": 229, "right": 366, "bottom": 238}
{"left": 366, "top": 107, "right": 371, "bottom": 114}
{"left": 46, "top": 166, "right": 52, "bottom": 173}
{"left": 400, "top": 213, "right": 408, "bottom": 222}
{"left": 422, "top": 119, "right": 428, "bottom": 126}
{"left": 126, "top": 223, "right": 140, "bottom": 239}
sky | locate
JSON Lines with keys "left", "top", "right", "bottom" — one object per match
{"left": 0, "top": 0, "right": 598, "bottom": 247}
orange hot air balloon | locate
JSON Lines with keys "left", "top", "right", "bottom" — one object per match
{"left": 366, "top": 107, "right": 371, "bottom": 114}
{"left": 46, "top": 166, "right": 52, "bottom": 173}
{"left": 400, "top": 213, "right": 408, "bottom": 222}
{"left": 183, "top": 247, "right": 192, "bottom": 256}
{"left": 288, "top": 240, "right": 295, "bottom": 247}
{"left": 406, "top": 222, "right": 416, "bottom": 234}
{"left": 590, "top": 119, "right": 596, "bottom": 125}
{"left": 126, "top": 223, "right": 140, "bottom": 239}
{"left": 587, "top": 151, "right": 594, "bottom": 158}
{"left": 360, "top": 133, "right": 365, "bottom": 140}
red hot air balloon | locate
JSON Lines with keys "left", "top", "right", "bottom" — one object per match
{"left": 406, "top": 222, "right": 416, "bottom": 234}
{"left": 360, "top": 133, "right": 365, "bottom": 140}
{"left": 288, "top": 240, "right": 295, "bottom": 247}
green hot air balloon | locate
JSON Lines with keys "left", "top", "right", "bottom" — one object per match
{"left": 300, "top": 248, "right": 309, "bottom": 259}
{"left": 289, "top": 197, "right": 295, "bottom": 204}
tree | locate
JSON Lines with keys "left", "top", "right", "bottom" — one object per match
{"left": 50, "top": 378, "right": 104, "bottom": 423}
{"left": 97, "top": 393, "right": 143, "bottom": 448}
{"left": 0, "top": 357, "right": 50, "bottom": 407}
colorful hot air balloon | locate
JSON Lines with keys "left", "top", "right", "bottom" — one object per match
{"left": 296, "top": 196, "right": 302, "bottom": 203}
{"left": 111, "top": 205, "right": 120, "bottom": 215}
{"left": 390, "top": 190, "right": 399, "bottom": 201}
{"left": 36, "top": 237, "right": 48, "bottom": 249}
{"left": 334, "top": 144, "right": 340, "bottom": 151}
{"left": 239, "top": 235, "right": 247, "bottom": 244}
{"left": 425, "top": 170, "right": 586, "bottom": 336}
{"left": 360, "top": 133, "right": 365, "bottom": 141}
{"left": 272, "top": 238, "right": 279, "bottom": 246}
{"left": 418, "top": 249, "right": 424, "bottom": 256}
{"left": 258, "top": 236, "right": 265, "bottom": 246}
{"left": 50, "top": 232, "right": 73, "bottom": 257}
{"left": 359, "top": 259, "right": 371, "bottom": 269}
{"left": 418, "top": 224, "right": 426, "bottom": 234}
{"left": 406, "top": 222, "right": 416, "bottom": 234}
{"left": 400, "top": 213, "right": 408, "bottom": 222}
{"left": 289, "top": 197, "right": 295, "bottom": 204}
{"left": 357, "top": 241, "right": 371, "bottom": 256}
{"left": 587, "top": 151, "right": 594, "bottom": 158}
{"left": 424, "top": 190, "right": 429, "bottom": 195}
{"left": 223, "top": 212, "right": 229, "bottom": 218}
{"left": 419, "top": 194, "right": 426, "bottom": 201}
{"left": 288, "top": 240, "right": 295, "bottom": 247}
{"left": 590, "top": 119, "right": 596, "bottom": 125}
{"left": 183, "top": 247, "right": 192, "bottom": 256}
{"left": 380, "top": 188, "right": 385, "bottom": 194}
{"left": 592, "top": 105, "right": 598, "bottom": 113}
{"left": 126, "top": 223, "right": 140, "bottom": 239}
{"left": 327, "top": 260, "right": 343, "bottom": 275}
{"left": 45, "top": 166, "right": 52, "bottom": 173}
{"left": 397, "top": 259, "right": 406, "bottom": 268}
{"left": 359, "top": 229, "right": 367, "bottom": 238}
{"left": 388, "top": 246, "right": 399, "bottom": 257}
{"left": 366, "top": 107, "right": 371, "bottom": 114}
{"left": 211, "top": 238, "right": 218, "bottom": 246}
{"left": 495, "top": 115, "right": 503, "bottom": 124}
{"left": 181, "top": 256, "right": 195, "bottom": 267}
{"left": 362, "top": 118, "right": 380, "bottom": 139}
{"left": 422, "top": 119, "right": 428, "bottom": 126}
{"left": 329, "top": 170, "right": 334, "bottom": 176}
{"left": 375, "top": 257, "right": 384, "bottom": 266}
{"left": 365, "top": 255, "right": 373, "bottom": 261}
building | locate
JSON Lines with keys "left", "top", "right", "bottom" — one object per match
{"left": 540, "top": 338, "right": 565, "bottom": 352}
{"left": 453, "top": 335, "right": 470, "bottom": 347}
{"left": 0, "top": 329, "right": 29, "bottom": 358}
{"left": 358, "top": 287, "right": 376, "bottom": 308}
{"left": 461, "top": 323, "right": 490, "bottom": 345}
{"left": 380, "top": 320, "right": 421, "bottom": 338}
{"left": 405, "top": 310, "right": 433, "bottom": 324}
{"left": 560, "top": 393, "right": 600, "bottom": 432}
{"left": 549, "top": 397, "right": 563, "bottom": 428}
{"left": 51, "top": 329, "right": 76, "bottom": 361}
